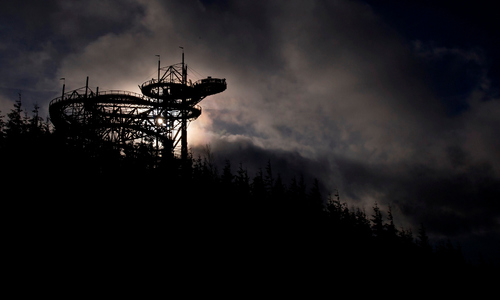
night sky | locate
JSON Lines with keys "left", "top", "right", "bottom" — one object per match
{"left": 1, "top": 0, "right": 499, "bottom": 263}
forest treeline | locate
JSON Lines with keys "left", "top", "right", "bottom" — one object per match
{"left": 1, "top": 98, "right": 497, "bottom": 281}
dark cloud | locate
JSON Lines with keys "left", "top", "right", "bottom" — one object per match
{"left": 1, "top": 0, "right": 498, "bottom": 263}
{"left": 364, "top": 0, "right": 500, "bottom": 92}
{"left": 0, "top": 0, "right": 146, "bottom": 51}
{"left": 0, "top": 0, "right": 147, "bottom": 113}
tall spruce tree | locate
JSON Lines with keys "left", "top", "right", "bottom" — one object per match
{"left": 221, "top": 159, "right": 233, "bottom": 187}
{"left": 264, "top": 159, "right": 274, "bottom": 194}
{"left": 251, "top": 168, "right": 266, "bottom": 200}
{"left": 308, "top": 178, "right": 323, "bottom": 214}
{"left": 235, "top": 162, "right": 250, "bottom": 196}
{"left": 6, "top": 95, "right": 24, "bottom": 139}
{"left": 385, "top": 205, "right": 398, "bottom": 238}
{"left": 417, "top": 223, "right": 432, "bottom": 253}
{"left": 272, "top": 174, "right": 286, "bottom": 200}
{"left": 371, "top": 202, "right": 384, "bottom": 238}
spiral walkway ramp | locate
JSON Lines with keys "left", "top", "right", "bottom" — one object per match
{"left": 49, "top": 57, "right": 226, "bottom": 162}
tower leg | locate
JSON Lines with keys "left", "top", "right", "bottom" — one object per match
{"left": 181, "top": 109, "right": 187, "bottom": 161}
{"left": 181, "top": 50, "right": 188, "bottom": 162}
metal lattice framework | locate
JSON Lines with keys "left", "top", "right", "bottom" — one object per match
{"left": 49, "top": 56, "right": 226, "bottom": 162}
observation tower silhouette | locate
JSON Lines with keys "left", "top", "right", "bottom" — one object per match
{"left": 49, "top": 51, "right": 226, "bottom": 165}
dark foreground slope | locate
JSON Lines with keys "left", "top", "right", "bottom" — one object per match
{"left": 1, "top": 104, "right": 497, "bottom": 292}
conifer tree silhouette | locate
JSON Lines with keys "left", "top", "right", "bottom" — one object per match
{"left": 417, "top": 223, "right": 432, "bottom": 254}
{"left": 6, "top": 95, "right": 24, "bottom": 139}
{"left": 371, "top": 202, "right": 384, "bottom": 238}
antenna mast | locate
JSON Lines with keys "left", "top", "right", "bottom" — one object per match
{"left": 180, "top": 47, "right": 189, "bottom": 161}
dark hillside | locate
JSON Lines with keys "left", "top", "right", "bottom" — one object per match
{"left": 1, "top": 100, "right": 497, "bottom": 289}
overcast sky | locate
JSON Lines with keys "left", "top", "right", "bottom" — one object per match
{"left": 1, "top": 0, "right": 499, "bottom": 263}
